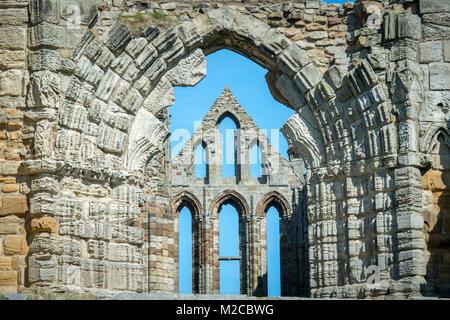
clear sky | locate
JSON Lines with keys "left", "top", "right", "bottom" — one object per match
{"left": 172, "top": 0, "right": 354, "bottom": 296}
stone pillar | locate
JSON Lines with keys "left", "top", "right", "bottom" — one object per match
{"left": 394, "top": 167, "right": 427, "bottom": 295}
{"left": 147, "top": 198, "right": 174, "bottom": 293}
{"left": 192, "top": 215, "right": 208, "bottom": 294}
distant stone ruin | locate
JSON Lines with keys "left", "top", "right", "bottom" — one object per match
{"left": 0, "top": 0, "right": 448, "bottom": 299}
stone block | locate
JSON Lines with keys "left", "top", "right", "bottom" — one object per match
{"left": 420, "top": 0, "right": 450, "bottom": 14}
{"left": 0, "top": 26, "right": 25, "bottom": 50}
{"left": 384, "top": 13, "right": 421, "bottom": 41}
{"left": 429, "top": 62, "right": 450, "bottom": 90}
{"left": 29, "top": 0, "right": 60, "bottom": 24}
{"left": 28, "top": 255, "right": 57, "bottom": 283}
{"left": 0, "top": 50, "right": 25, "bottom": 69}
{"left": 29, "top": 22, "right": 65, "bottom": 49}
{"left": 0, "top": 8, "right": 28, "bottom": 26}
{"left": 135, "top": 44, "right": 158, "bottom": 71}
{"left": 96, "top": 47, "right": 115, "bottom": 70}
{"left": 444, "top": 41, "right": 450, "bottom": 62}
{"left": 419, "top": 41, "right": 442, "bottom": 63}
{"left": 28, "top": 49, "right": 60, "bottom": 72}
{"left": 176, "top": 21, "right": 202, "bottom": 50}
{"left": 0, "top": 196, "right": 28, "bottom": 218}
{"left": 97, "top": 124, "right": 127, "bottom": 154}
{"left": 306, "top": 1, "right": 320, "bottom": 9}
{"left": 96, "top": 69, "right": 120, "bottom": 102}
{"left": 143, "top": 26, "right": 160, "bottom": 42}
{"left": 165, "top": 48, "right": 206, "bottom": 87}
{"left": 2, "top": 184, "right": 19, "bottom": 193}
{"left": 0, "top": 223, "right": 19, "bottom": 234}
{"left": 0, "top": 70, "right": 22, "bottom": 97}
{"left": 153, "top": 28, "right": 185, "bottom": 66}
{"left": 276, "top": 74, "right": 306, "bottom": 111}
{"left": 0, "top": 257, "right": 12, "bottom": 271}
{"left": 208, "top": 7, "right": 237, "bottom": 33}
{"left": 278, "top": 43, "right": 310, "bottom": 77}
{"left": 29, "top": 217, "right": 58, "bottom": 234}
{"left": 160, "top": 2, "right": 176, "bottom": 11}
{"left": 294, "top": 64, "right": 322, "bottom": 94}
{"left": 27, "top": 70, "right": 60, "bottom": 108}
{"left": 3, "top": 235, "right": 28, "bottom": 255}
{"left": 306, "top": 31, "right": 327, "bottom": 41}
{"left": 261, "top": 29, "right": 290, "bottom": 57}
{"left": 125, "top": 38, "right": 147, "bottom": 59}
{"left": 144, "top": 57, "right": 167, "bottom": 82}
{"left": 105, "top": 21, "right": 132, "bottom": 54}
{"left": 2, "top": 161, "right": 21, "bottom": 176}
{"left": 0, "top": 271, "right": 17, "bottom": 286}
{"left": 422, "top": 23, "right": 450, "bottom": 41}
{"left": 397, "top": 214, "right": 424, "bottom": 231}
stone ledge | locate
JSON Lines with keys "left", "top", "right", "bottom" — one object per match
{"left": 0, "top": 292, "right": 447, "bottom": 300}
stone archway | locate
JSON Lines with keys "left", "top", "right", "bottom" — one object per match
{"left": 23, "top": 5, "right": 402, "bottom": 298}
{"left": 421, "top": 129, "right": 450, "bottom": 297}
{"left": 170, "top": 191, "right": 202, "bottom": 294}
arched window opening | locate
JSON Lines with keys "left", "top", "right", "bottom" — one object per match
{"left": 219, "top": 204, "right": 240, "bottom": 294}
{"left": 178, "top": 206, "right": 193, "bottom": 294}
{"left": 266, "top": 206, "right": 281, "bottom": 297}
{"left": 219, "top": 116, "right": 239, "bottom": 178}
{"left": 194, "top": 142, "right": 208, "bottom": 180}
{"left": 250, "top": 142, "right": 263, "bottom": 178}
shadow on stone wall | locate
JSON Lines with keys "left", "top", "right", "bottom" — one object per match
{"left": 421, "top": 133, "right": 450, "bottom": 298}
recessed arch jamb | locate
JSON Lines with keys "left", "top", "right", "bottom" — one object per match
{"left": 217, "top": 111, "right": 241, "bottom": 129}
{"left": 170, "top": 191, "right": 203, "bottom": 218}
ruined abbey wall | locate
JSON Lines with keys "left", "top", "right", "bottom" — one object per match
{"left": 0, "top": 0, "right": 448, "bottom": 299}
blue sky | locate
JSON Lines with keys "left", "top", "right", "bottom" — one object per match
{"left": 173, "top": 0, "right": 354, "bottom": 295}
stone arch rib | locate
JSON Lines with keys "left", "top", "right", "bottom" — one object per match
{"left": 422, "top": 127, "right": 450, "bottom": 155}
{"left": 256, "top": 191, "right": 292, "bottom": 218}
{"left": 210, "top": 190, "right": 249, "bottom": 217}
{"left": 170, "top": 191, "right": 202, "bottom": 218}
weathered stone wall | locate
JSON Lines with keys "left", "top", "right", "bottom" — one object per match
{"left": 0, "top": 0, "right": 30, "bottom": 294}
{"left": 421, "top": 132, "right": 450, "bottom": 297}
{"left": 0, "top": 0, "right": 447, "bottom": 299}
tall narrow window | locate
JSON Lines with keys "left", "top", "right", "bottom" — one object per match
{"left": 267, "top": 206, "right": 281, "bottom": 297}
{"left": 194, "top": 143, "right": 207, "bottom": 178}
{"left": 179, "top": 206, "right": 192, "bottom": 294}
{"left": 219, "top": 116, "right": 238, "bottom": 178}
{"left": 250, "top": 143, "right": 262, "bottom": 178}
{"left": 219, "top": 204, "right": 240, "bottom": 294}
